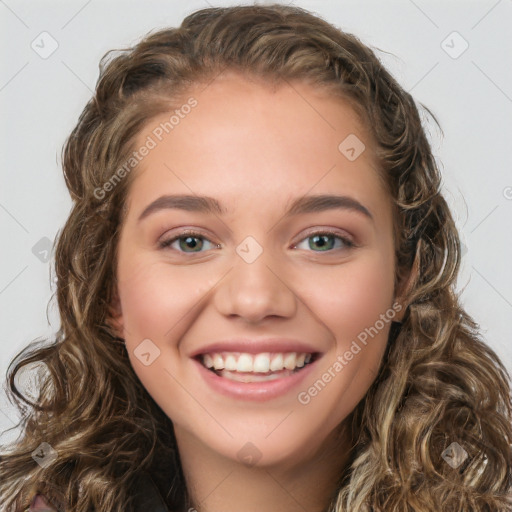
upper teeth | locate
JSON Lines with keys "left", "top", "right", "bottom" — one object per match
{"left": 202, "top": 352, "right": 312, "bottom": 373}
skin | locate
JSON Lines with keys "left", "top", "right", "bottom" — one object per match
{"left": 110, "top": 71, "right": 407, "bottom": 512}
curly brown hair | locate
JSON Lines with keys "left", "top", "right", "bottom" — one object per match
{"left": 1, "top": 4, "right": 511, "bottom": 511}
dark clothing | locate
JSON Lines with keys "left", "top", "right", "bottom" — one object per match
{"left": 28, "top": 471, "right": 171, "bottom": 511}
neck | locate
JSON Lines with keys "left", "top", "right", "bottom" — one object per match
{"left": 173, "top": 422, "right": 353, "bottom": 512}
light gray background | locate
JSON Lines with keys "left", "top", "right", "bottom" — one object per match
{"left": 1, "top": 0, "right": 511, "bottom": 441}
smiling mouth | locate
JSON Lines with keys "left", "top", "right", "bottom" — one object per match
{"left": 196, "top": 351, "right": 319, "bottom": 383}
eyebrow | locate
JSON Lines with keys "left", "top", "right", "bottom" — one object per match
{"left": 137, "top": 193, "right": 373, "bottom": 223}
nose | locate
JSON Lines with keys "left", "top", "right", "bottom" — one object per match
{"left": 213, "top": 248, "right": 298, "bottom": 324}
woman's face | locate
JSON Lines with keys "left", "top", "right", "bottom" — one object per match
{"left": 113, "top": 72, "right": 398, "bottom": 467}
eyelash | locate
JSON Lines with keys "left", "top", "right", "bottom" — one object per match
{"left": 158, "top": 228, "right": 355, "bottom": 254}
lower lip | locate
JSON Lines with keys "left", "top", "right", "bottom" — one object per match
{"left": 192, "top": 357, "right": 319, "bottom": 401}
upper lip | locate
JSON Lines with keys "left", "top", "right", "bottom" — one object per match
{"left": 189, "top": 337, "right": 322, "bottom": 358}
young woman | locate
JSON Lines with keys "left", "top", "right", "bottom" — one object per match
{"left": 1, "top": 4, "right": 511, "bottom": 511}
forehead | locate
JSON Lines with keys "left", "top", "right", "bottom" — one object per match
{"left": 125, "top": 72, "right": 389, "bottom": 219}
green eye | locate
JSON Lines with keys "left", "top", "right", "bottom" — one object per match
{"left": 295, "top": 232, "right": 354, "bottom": 252}
{"left": 159, "top": 232, "right": 216, "bottom": 253}
{"left": 159, "top": 230, "right": 354, "bottom": 254}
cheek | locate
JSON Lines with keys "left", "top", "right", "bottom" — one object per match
{"left": 117, "top": 255, "right": 212, "bottom": 341}
{"left": 303, "top": 253, "right": 395, "bottom": 344}
{"left": 294, "top": 256, "right": 395, "bottom": 429}
{"left": 116, "top": 258, "right": 209, "bottom": 422}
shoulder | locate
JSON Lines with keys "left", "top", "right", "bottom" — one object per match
{"left": 26, "top": 471, "right": 170, "bottom": 512}
{"left": 27, "top": 493, "right": 58, "bottom": 511}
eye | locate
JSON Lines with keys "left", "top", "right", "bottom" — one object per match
{"left": 158, "top": 229, "right": 355, "bottom": 254}
{"left": 158, "top": 230, "right": 219, "bottom": 253}
{"left": 294, "top": 230, "right": 355, "bottom": 252}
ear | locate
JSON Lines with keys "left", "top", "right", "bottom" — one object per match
{"left": 105, "top": 287, "right": 124, "bottom": 339}
{"left": 393, "top": 242, "right": 421, "bottom": 323}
